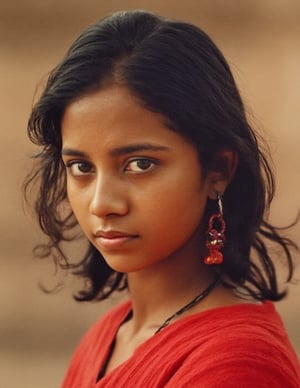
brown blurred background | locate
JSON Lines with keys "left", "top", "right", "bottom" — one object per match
{"left": 1, "top": 1, "right": 299, "bottom": 387}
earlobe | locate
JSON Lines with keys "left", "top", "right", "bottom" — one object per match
{"left": 207, "top": 149, "right": 238, "bottom": 199}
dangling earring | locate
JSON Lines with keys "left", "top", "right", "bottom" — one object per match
{"left": 204, "top": 192, "right": 226, "bottom": 265}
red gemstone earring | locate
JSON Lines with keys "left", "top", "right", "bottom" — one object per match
{"left": 204, "top": 192, "right": 226, "bottom": 265}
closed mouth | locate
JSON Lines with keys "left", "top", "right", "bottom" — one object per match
{"left": 94, "top": 230, "right": 137, "bottom": 239}
{"left": 93, "top": 230, "right": 139, "bottom": 250}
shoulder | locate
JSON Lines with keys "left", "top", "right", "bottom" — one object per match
{"left": 61, "top": 300, "right": 131, "bottom": 387}
{"left": 169, "top": 302, "right": 300, "bottom": 387}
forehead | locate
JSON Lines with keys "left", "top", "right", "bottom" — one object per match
{"left": 61, "top": 85, "right": 189, "bottom": 151}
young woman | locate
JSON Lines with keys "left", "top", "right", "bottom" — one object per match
{"left": 25, "top": 10, "right": 300, "bottom": 387}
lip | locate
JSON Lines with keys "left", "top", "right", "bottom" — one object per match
{"left": 93, "top": 230, "right": 138, "bottom": 250}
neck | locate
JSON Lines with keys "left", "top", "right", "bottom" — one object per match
{"left": 126, "top": 257, "right": 216, "bottom": 333}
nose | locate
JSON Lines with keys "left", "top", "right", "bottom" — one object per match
{"left": 89, "top": 174, "right": 129, "bottom": 218}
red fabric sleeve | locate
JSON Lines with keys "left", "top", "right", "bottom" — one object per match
{"left": 165, "top": 307, "right": 300, "bottom": 387}
{"left": 167, "top": 336, "right": 299, "bottom": 387}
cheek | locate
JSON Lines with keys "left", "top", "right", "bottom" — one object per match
{"left": 137, "top": 193, "right": 207, "bottom": 266}
{"left": 141, "top": 183, "right": 208, "bottom": 237}
{"left": 166, "top": 192, "right": 207, "bottom": 232}
{"left": 66, "top": 185, "right": 87, "bottom": 225}
{"left": 66, "top": 183, "right": 76, "bottom": 210}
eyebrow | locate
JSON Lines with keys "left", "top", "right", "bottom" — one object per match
{"left": 61, "top": 148, "right": 87, "bottom": 157}
{"left": 61, "top": 143, "right": 171, "bottom": 157}
{"left": 109, "top": 143, "right": 171, "bottom": 156}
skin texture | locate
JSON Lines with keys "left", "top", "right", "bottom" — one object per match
{"left": 61, "top": 85, "right": 239, "bottom": 373}
{"left": 61, "top": 86, "right": 215, "bottom": 273}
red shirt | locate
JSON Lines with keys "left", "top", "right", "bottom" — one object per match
{"left": 62, "top": 301, "right": 300, "bottom": 387}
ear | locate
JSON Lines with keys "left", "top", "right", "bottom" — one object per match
{"left": 206, "top": 149, "right": 238, "bottom": 199}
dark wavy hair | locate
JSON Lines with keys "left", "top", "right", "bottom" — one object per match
{"left": 25, "top": 10, "right": 298, "bottom": 302}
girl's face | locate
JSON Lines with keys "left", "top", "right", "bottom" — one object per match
{"left": 61, "top": 85, "right": 214, "bottom": 274}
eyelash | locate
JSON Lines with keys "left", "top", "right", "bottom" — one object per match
{"left": 64, "top": 157, "right": 157, "bottom": 177}
{"left": 65, "top": 160, "right": 94, "bottom": 176}
{"left": 125, "top": 158, "right": 157, "bottom": 173}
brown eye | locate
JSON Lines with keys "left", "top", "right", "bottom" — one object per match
{"left": 66, "top": 161, "right": 94, "bottom": 176}
{"left": 126, "top": 158, "right": 156, "bottom": 173}
{"left": 76, "top": 162, "right": 92, "bottom": 173}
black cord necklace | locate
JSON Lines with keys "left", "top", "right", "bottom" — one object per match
{"left": 155, "top": 275, "right": 221, "bottom": 334}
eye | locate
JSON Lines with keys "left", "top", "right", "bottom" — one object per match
{"left": 125, "top": 158, "right": 156, "bottom": 173}
{"left": 65, "top": 161, "right": 94, "bottom": 176}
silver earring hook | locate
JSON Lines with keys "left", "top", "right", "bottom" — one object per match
{"left": 216, "top": 191, "right": 223, "bottom": 216}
